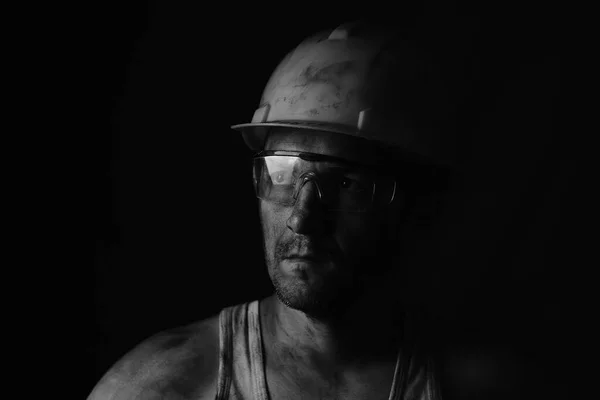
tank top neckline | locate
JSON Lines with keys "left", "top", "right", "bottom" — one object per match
{"left": 245, "top": 299, "right": 405, "bottom": 400}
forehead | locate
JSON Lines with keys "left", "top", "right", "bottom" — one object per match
{"left": 263, "top": 129, "right": 382, "bottom": 165}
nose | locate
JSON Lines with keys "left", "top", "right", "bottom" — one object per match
{"left": 286, "top": 175, "right": 324, "bottom": 234}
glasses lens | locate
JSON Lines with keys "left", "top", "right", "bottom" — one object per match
{"left": 253, "top": 155, "right": 394, "bottom": 212}
{"left": 254, "top": 155, "right": 299, "bottom": 206}
{"left": 318, "top": 171, "right": 375, "bottom": 210}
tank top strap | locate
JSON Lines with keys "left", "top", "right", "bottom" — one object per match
{"left": 387, "top": 339, "right": 409, "bottom": 400}
{"left": 215, "top": 300, "right": 270, "bottom": 400}
{"left": 247, "top": 300, "right": 270, "bottom": 400}
{"left": 395, "top": 310, "right": 441, "bottom": 400}
{"left": 215, "top": 303, "right": 234, "bottom": 400}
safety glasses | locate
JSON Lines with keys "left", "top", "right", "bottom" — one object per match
{"left": 252, "top": 151, "right": 397, "bottom": 212}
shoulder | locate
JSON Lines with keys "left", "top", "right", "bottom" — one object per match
{"left": 87, "top": 313, "right": 221, "bottom": 400}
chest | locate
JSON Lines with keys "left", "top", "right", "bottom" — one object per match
{"left": 264, "top": 363, "right": 397, "bottom": 400}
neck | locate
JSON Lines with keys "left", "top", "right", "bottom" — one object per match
{"left": 261, "top": 290, "right": 405, "bottom": 371}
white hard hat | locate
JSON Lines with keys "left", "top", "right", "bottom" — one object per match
{"left": 232, "top": 20, "right": 456, "bottom": 167}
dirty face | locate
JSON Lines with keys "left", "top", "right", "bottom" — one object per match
{"left": 258, "top": 129, "right": 406, "bottom": 316}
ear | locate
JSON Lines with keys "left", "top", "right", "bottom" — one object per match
{"left": 386, "top": 188, "right": 441, "bottom": 246}
{"left": 380, "top": 191, "right": 410, "bottom": 241}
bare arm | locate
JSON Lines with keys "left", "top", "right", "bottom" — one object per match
{"left": 87, "top": 316, "right": 219, "bottom": 400}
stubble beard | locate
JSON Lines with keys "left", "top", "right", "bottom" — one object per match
{"left": 265, "top": 240, "right": 368, "bottom": 319}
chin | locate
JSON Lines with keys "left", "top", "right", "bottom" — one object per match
{"left": 274, "top": 281, "right": 324, "bottom": 311}
{"left": 271, "top": 267, "right": 360, "bottom": 317}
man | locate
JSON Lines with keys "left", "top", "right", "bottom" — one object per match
{"left": 88, "top": 20, "right": 454, "bottom": 400}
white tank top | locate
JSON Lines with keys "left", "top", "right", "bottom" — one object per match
{"left": 215, "top": 300, "right": 441, "bottom": 400}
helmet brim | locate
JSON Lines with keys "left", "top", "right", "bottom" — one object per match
{"left": 231, "top": 121, "right": 362, "bottom": 152}
{"left": 231, "top": 121, "right": 454, "bottom": 169}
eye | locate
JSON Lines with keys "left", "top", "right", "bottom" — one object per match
{"left": 271, "top": 171, "right": 289, "bottom": 184}
{"left": 339, "top": 177, "right": 354, "bottom": 189}
{"left": 336, "top": 173, "right": 370, "bottom": 192}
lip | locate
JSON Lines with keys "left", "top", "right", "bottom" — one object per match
{"left": 285, "top": 253, "right": 322, "bottom": 261}
{"left": 283, "top": 257, "right": 322, "bottom": 269}
{"left": 281, "top": 254, "right": 330, "bottom": 274}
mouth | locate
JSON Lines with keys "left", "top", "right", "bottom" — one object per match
{"left": 282, "top": 256, "right": 324, "bottom": 273}
{"left": 280, "top": 250, "right": 334, "bottom": 275}
{"left": 279, "top": 239, "right": 335, "bottom": 265}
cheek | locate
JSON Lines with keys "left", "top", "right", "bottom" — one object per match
{"left": 259, "top": 202, "right": 289, "bottom": 252}
{"left": 332, "top": 214, "right": 384, "bottom": 257}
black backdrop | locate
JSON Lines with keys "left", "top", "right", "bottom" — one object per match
{"left": 73, "top": 1, "right": 583, "bottom": 399}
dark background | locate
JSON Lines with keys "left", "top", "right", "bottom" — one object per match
{"left": 57, "top": 1, "right": 583, "bottom": 398}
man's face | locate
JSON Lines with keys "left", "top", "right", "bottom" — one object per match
{"left": 258, "top": 129, "right": 405, "bottom": 316}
